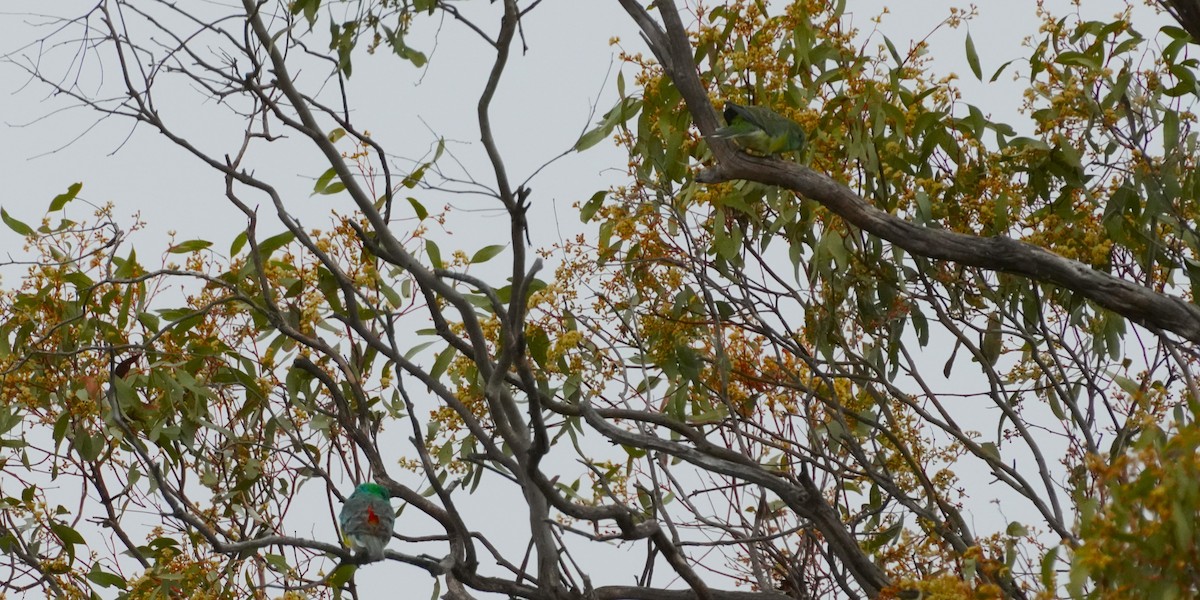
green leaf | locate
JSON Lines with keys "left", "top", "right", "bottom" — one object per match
{"left": 980, "top": 315, "right": 1002, "bottom": 367}
{"left": 1048, "top": 387, "right": 1066, "bottom": 420}
{"left": 382, "top": 24, "right": 428, "bottom": 68}
{"left": 52, "top": 521, "right": 86, "bottom": 545}
{"left": 407, "top": 197, "right": 428, "bottom": 220}
{"left": 329, "top": 563, "right": 356, "bottom": 587}
{"left": 0, "top": 407, "right": 22, "bottom": 438}
{"left": 313, "top": 167, "right": 336, "bottom": 194}
{"left": 1006, "top": 521, "right": 1028, "bottom": 536}
{"left": 379, "top": 282, "right": 402, "bottom": 309}
{"left": 63, "top": 271, "right": 94, "bottom": 291}
{"left": 136, "top": 311, "right": 160, "bottom": 331}
{"left": 863, "top": 520, "right": 903, "bottom": 552}
{"left": 402, "top": 165, "right": 427, "bottom": 189}
{"left": 52, "top": 413, "right": 70, "bottom": 448}
{"left": 312, "top": 167, "right": 346, "bottom": 195}
{"left": 289, "top": 0, "right": 321, "bottom": 23}
{"left": 263, "top": 553, "right": 292, "bottom": 573}
{"left": 430, "top": 346, "right": 454, "bottom": 380}
{"left": 1040, "top": 545, "right": 1059, "bottom": 590}
{"left": 965, "top": 32, "right": 982, "bottom": 80}
{"left": 1112, "top": 373, "right": 1140, "bottom": 395}
{"left": 50, "top": 521, "right": 84, "bottom": 561}
{"left": 49, "top": 183, "right": 82, "bottom": 212}
{"left": 87, "top": 563, "right": 127, "bottom": 589}
{"left": 882, "top": 35, "right": 902, "bottom": 66}
{"left": 470, "top": 245, "right": 505, "bottom": 264}
{"left": 404, "top": 48, "right": 428, "bottom": 68}
{"left": 580, "top": 191, "right": 606, "bottom": 223}
{"left": 168, "top": 239, "right": 213, "bottom": 254}
{"left": 425, "top": 239, "right": 443, "bottom": 269}
{"left": 404, "top": 341, "right": 436, "bottom": 361}
{"left": 675, "top": 344, "right": 702, "bottom": 381}
{"left": 911, "top": 306, "right": 929, "bottom": 346}
{"left": 230, "top": 231, "right": 248, "bottom": 256}
{"left": 1, "top": 208, "right": 33, "bottom": 237}
{"left": 575, "top": 97, "right": 642, "bottom": 151}
{"left": 1166, "top": 62, "right": 1197, "bottom": 97}
{"left": 989, "top": 58, "right": 1018, "bottom": 83}
{"left": 1056, "top": 51, "right": 1100, "bottom": 70}
{"left": 330, "top": 21, "right": 356, "bottom": 78}
{"left": 527, "top": 326, "right": 550, "bottom": 368}
{"left": 74, "top": 430, "right": 101, "bottom": 461}
{"left": 1162, "top": 25, "right": 1191, "bottom": 41}
{"left": 817, "top": 228, "right": 847, "bottom": 269}
{"left": 257, "top": 231, "right": 295, "bottom": 258}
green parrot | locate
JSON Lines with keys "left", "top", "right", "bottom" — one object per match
{"left": 339, "top": 483, "right": 395, "bottom": 562}
{"left": 712, "top": 102, "right": 806, "bottom": 156}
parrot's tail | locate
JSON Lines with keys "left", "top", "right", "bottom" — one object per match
{"left": 364, "top": 537, "right": 387, "bottom": 562}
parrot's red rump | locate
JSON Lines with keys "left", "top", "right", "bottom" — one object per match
{"left": 367, "top": 506, "right": 379, "bottom": 525}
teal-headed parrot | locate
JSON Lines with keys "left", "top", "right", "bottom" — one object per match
{"left": 712, "top": 102, "right": 806, "bottom": 156}
{"left": 339, "top": 483, "right": 394, "bottom": 562}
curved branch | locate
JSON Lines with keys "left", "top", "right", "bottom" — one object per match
{"left": 699, "top": 155, "right": 1200, "bottom": 344}
{"left": 578, "top": 400, "right": 889, "bottom": 596}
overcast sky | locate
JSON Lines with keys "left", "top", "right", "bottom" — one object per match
{"left": 1, "top": 1, "right": 1168, "bottom": 257}
{"left": 0, "top": 1, "right": 1174, "bottom": 598}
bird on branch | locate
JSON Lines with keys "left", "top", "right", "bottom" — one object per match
{"left": 713, "top": 102, "right": 807, "bottom": 156}
{"left": 339, "top": 482, "right": 395, "bottom": 562}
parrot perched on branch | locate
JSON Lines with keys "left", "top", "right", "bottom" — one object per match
{"left": 339, "top": 483, "right": 395, "bottom": 562}
{"left": 713, "top": 102, "right": 806, "bottom": 156}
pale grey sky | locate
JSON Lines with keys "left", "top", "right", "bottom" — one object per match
{"left": 0, "top": 1, "right": 1175, "bottom": 598}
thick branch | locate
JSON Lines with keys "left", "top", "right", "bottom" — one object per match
{"left": 698, "top": 155, "right": 1200, "bottom": 343}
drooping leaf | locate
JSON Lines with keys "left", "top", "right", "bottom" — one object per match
{"left": 425, "top": 239, "right": 443, "bottom": 269}
{"left": 407, "top": 197, "right": 428, "bottom": 220}
{"left": 965, "top": 32, "right": 982, "bottom": 80}
{"left": 1, "top": 208, "right": 33, "bottom": 236}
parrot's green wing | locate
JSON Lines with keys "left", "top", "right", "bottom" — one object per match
{"left": 712, "top": 102, "right": 806, "bottom": 156}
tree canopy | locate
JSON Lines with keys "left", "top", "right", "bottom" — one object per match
{"left": 2, "top": 1, "right": 1199, "bottom": 599}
